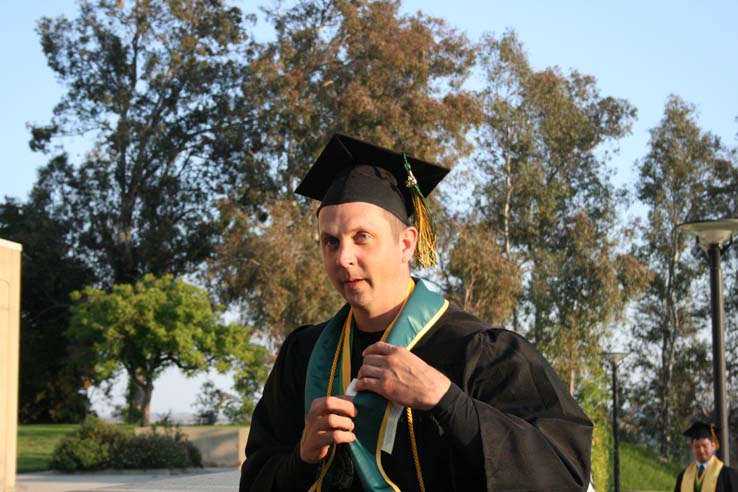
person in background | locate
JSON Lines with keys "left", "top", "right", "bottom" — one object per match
{"left": 674, "top": 421, "right": 738, "bottom": 492}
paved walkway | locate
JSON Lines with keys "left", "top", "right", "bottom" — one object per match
{"left": 16, "top": 468, "right": 239, "bottom": 492}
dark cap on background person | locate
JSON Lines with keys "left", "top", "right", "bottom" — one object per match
{"left": 684, "top": 421, "right": 720, "bottom": 449}
{"left": 295, "top": 133, "right": 449, "bottom": 268}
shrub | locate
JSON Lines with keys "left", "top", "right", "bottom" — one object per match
{"left": 113, "top": 434, "right": 189, "bottom": 469}
{"left": 49, "top": 415, "right": 201, "bottom": 471}
{"left": 49, "top": 436, "right": 108, "bottom": 472}
{"left": 49, "top": 415, "right": 127, "bottom": 471}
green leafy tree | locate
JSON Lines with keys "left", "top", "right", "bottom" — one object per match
{"left": 631, "top": 95, "right": 729, "bottom": 457}
{"left": 0, "top": 176, "right": 96, "bottom": 423}
{"left": 68, "top": 274, "right": 267, "bottom": 426}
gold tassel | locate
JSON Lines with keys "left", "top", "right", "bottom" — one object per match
{"left": 711, "top": 426, "right": 720, "bottom": 450}
{"left": 403, "top": 154, "right": 437, "bottom": 268}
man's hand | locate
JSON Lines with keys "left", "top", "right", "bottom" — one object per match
{"left": 300, "top": 396, "right": 357, "bottom": 464}
{"left": 356, "top": 341, "right": 450, "bottom": 410}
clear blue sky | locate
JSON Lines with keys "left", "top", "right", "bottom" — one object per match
{"left": 2, "top": 0, "right": 737, "bottom": 415}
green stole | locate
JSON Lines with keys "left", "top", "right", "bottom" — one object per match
{"left": 681, "top": 457, "right": 723, "bottom": 492}
{"left": 304, "top": 279, "right": 448, "bottom": 492}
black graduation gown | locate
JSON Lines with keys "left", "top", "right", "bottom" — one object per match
{"left": 674, "top": 465, "right": 738, "bottom": 492}
{"left": 239, "top": 306, "right": 593, "bottom": 492}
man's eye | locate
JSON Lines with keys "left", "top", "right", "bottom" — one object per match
{"left": 324, "top": 237, "right": 339, "bottom": 248}
{"left": 355, "top": 232, "right": 370, "bottom": 242}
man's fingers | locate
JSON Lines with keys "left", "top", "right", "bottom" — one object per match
{"left": 355, "top": 376, "right": 386, "bottom": 395}
{"left": 309, "top": 395, "right": 357, "bottom": 418}
{"left": 301, "top": 430, "right": 356, "bottom": 463}
{"left": 301, "top": 396, "right": 358, "bottom": 463}
{"left": 321, "top": 413, "right": 355, "bottom": 432}
{"left": 324, "top": 395, "right": 357, "bottom": 415}
{"left": 361, "top": 353, "right": 390, "bottom": 368}
{"left": 320, "top": 429, "right": 356, "bottom": 445}
{"left": 362, "top": 341, "right": 397, "bottom": 357}
{"left": 356, "top": 362, "right": 385, "bottom": 381}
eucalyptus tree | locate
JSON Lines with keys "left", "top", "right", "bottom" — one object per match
{"left": 471, "top": 30, "right": 645, "bottom": 392}
{"left": 32, "top": 0, "right": 267, "bottom": 286}
{"left": 211, "top": 0, "right": 481, "bottom": 342}
{"left": 632, "top": 95, "right": 729, "bottom": 456}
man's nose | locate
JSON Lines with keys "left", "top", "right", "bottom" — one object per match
{"left": 336, "top": 241, "right": 356, "bottom": 267}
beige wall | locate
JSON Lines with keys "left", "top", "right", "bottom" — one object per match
{"left": 0, "top": 239, "right": 22, "bottom": 492}
{"left": 135, "top": 427, "right": 248, "bottom": 467}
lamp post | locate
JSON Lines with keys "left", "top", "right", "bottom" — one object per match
{"left": 602, "top": 351, "right": 627, "bottom": 492}
{"left": 678, "top": 218, "right": 738, "bottom": 464}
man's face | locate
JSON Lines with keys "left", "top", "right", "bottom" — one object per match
{"left": 318, "top": 201, "right": 413, "bottom": 319}
{"left": 691, "top": 437, "right": 716, "bottom": 463}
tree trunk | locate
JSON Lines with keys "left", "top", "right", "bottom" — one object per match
{"left": 569, "top": 364, "right": 576, "bottom": 396}
{"left": 140, "top": 379, "right": 154, "bottom": 427}
{"left": 658, "top": 244, "right": 680, "bottom": 457}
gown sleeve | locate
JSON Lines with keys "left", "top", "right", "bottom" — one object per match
{"left": 471, "top": 328, "right": 593, "bottom": 490}
{"left": 239, "top": 326, "right": 320, "bottom": 492}
{"left": 674, "top": 469, "right": 684, "bottom": 492}
{"left": 418, "top": 312, "right": 593, "bottom": 492}
{"left": 717, "top": 466, "right": 738, "bottom": 492}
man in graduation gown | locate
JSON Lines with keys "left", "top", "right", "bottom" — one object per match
{"left": 239, "top": 133, "right": 593, "bottom": 492}
{"left": 674, "top": 422, "right": 738, "bottom": 492}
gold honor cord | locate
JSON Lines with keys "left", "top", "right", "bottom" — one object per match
{"left": 406, "top": 408, "right": 425, "bottom": 492}
{"left": 314, "top": 316, "right": 349, "bottom": 492}
{"left": 314, "top": 280, "right": 427, "bottom": 492}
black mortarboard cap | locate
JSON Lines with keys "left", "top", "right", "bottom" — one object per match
{"left": 294, "top": 133, "right": 449, "bottom": 224}
{"left": 684, "top": 421, "right": 720, "bottom": 447}
{"left": 295, "top": 134, "right": 449, "bottom": 267}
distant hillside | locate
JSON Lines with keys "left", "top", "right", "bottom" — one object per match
{"left": 621, "top": 441, "right": 683, "bottom": 492}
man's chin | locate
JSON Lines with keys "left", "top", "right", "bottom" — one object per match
{"left": 342, "top": 286, "right": 370, "bottom": 307}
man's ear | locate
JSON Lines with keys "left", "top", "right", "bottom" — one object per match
{"left": 400, "top": 226, "right": 418, "bottom": 263}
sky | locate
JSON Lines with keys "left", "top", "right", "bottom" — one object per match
{"left": 2, "top": 1, "right": 737, "bottom": 417}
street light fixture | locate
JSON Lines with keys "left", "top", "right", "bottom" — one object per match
{"left": 602, "top": 351, "right": 628, "bottom": 492}
{"left": 678, "top": 218, "right": 738, "bottom": 464}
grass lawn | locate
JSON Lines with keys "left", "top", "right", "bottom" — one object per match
{"left": 621, "top": 441, "right": 683, "bottom": 492}
{"left": 19, "top": 423, "right": 683, "bottom": 489}
{"left": 16, "top": 423, "right": 234, "bottom": 473}
{"left": 16, "top": 424, "right": 79, "bottom": 473}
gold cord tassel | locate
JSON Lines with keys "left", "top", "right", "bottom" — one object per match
{"left": 711, "top": 426, "right": 720, "bottom": 451}
{"left": 403, "top": 154, "right": 438, "bottom": 268}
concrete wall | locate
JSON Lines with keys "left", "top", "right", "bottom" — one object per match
{"left": 135, "top": 427, "right": 248, "bottom": 467}
{"left": 0, "top": 239, "right": 22, "bottom": 492}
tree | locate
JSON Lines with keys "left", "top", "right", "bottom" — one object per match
{"left": 0, "top": 177, "right": 96, "bottom": 423}
{"left": 192, "top": 380, "right": 229, "bottom": 425}
{"left": 211, "top": 0, "right": 481, "bottom": 342}
{"left": 33, "top": 0, "right": 271, "bottom": 419}
{"left": 542, "top": 211, "right": 649, "bottom": 394}
{"left": 68, "top": 274, "right": 267, "bottom": 426}
{"left": 247, "top": 0, "right": 479, "bottom": 189}
{"left": 210, "top": 199, "right": 342, "bottom": 344}
{"left": 32, "top": 0, "right": 267, "bottom": 286}
{"left": 439, "top": 211, "right": 522, "bottom": 326}
{"left": 470, "top": 30, "right": 644, "bottom": 392}
{"left": 631, "top": 95, "right": 729, "bottom": 457}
